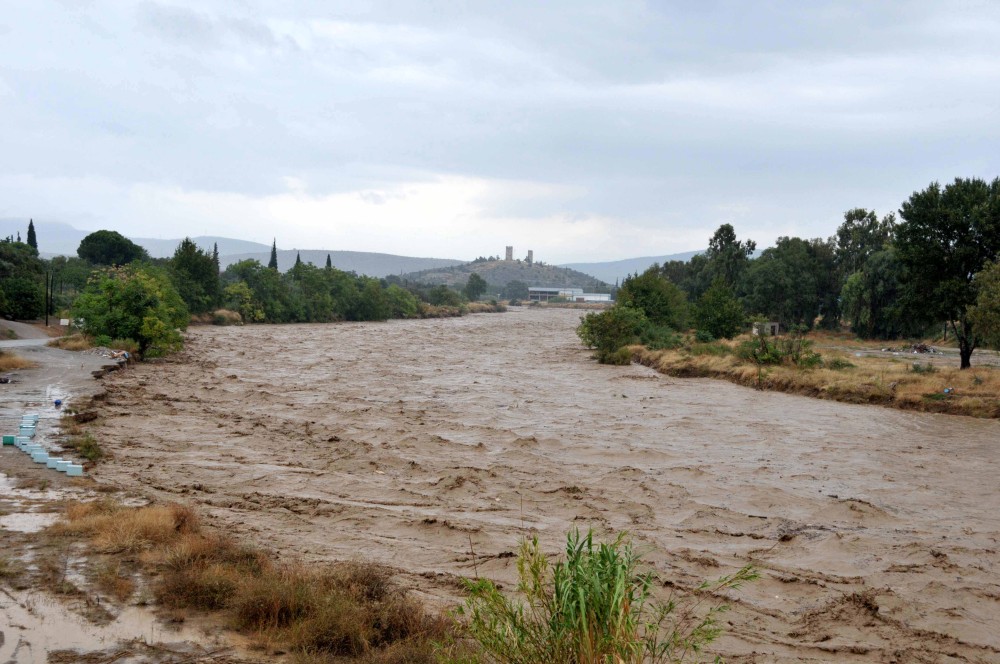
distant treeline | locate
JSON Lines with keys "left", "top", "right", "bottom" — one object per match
{"left": 0, "top": 229, "right": 498, "bottom": 357}
{"left": 580, "top": 177, "right": 1000, "bottom": 368}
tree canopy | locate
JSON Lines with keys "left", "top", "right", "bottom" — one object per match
{"left": 896, "top": 177, "right": 1000, "bottom": 367}
{"left": 77, "top": 230, "right": 149, "bottom": 266}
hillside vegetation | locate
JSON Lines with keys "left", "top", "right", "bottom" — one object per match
{"left": 402, "top": 258, "right": 610, "bottom": 292}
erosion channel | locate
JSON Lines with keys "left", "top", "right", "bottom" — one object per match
{"left": 88, "top": 307, "right": 999, "bottom": 662}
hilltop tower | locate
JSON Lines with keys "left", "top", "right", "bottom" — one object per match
{"left": 505, "top": 246, "right": 513, "bottom": 261}
{"left": 526, "top": 250, "right": 533, "bottom": 264}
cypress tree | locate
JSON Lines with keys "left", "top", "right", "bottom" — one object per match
{"left": 26, "top": 219, "right": 37, "bottom": 250}
{"left": 212, "top": 242, "right": 220, "bottom": 272}
{"left": 326, "top": 254, "right": 332, "bottom": 269}
{"left": 295, "top": 252, "right": 302, "bottom": 266}
{"left": 268, "top": 239, "right": 278, "bottom": 270}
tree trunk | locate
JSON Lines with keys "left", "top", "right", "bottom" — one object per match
{"left": 954, "top": 319, "right": 975, "bottom": 369}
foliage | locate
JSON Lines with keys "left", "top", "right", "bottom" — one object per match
{"left": 693, "top": 279, "right": 745, "bottom": 340}
{"left": 0, "top": 239, "right": 45, "bottom": 319}
{"left": 617, "top": 268, "right": 688, "bottom": 330}
{"left": 169, "top": 238, "right": 220, "bottom": 314}
{"left": 27, "top": 219, "right": 37, "bottom": 250}
{"left": 465, "top": 273, "right": 489, "bottom": 301}
{"left": 834, "top": 208, "right": 895, "bottom": 275}
{"left": 970, "top": 260, "right": 1000, "bottom": 349}
{"left": 742, "top": 237, "right": 838, "bottom": 329}
{"left": 77, "top": 230, "right": 149, "bottom": 266}
{"left": 577, "top": 306, "right": 648, "bottom": 364}
{"left": 736, "top": 330, "right": 822, "bottom": 369}
{"left": 268, "top": 239, "right": 278, "bottom": 270}
{"left": 429, "top": 284, "right": 464, "bottom": 307}
{"left": 502, "top": 280, "right": 529, "bottom": 301}
{"left": 896, "top": 177, "right": 1000, "bottom": 368}
{"left": 839, "top": 249, "right": 914, "bottom": 340}
{"left": 72, "top": 264, "right": 189, "bottom": 357}
{"left": 705, "top": 223, "right": 756, "bottom": 289}
{"left": 452, "top": 529, "right": 756, "bottom": 664}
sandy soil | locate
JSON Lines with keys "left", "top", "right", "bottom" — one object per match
{"left": 87, "top": 308, "right": 1000, "bottom": 663}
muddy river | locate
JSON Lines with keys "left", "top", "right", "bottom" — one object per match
{"left": 88, "top": 307, "right": 999, "bottom": 662}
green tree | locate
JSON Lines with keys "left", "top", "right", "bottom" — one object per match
{"left": 743, "top": 236, "right": 834, "bottom": 328}
{"left": 465, "top": 273, "right": 488, "bottom": 300}
{"left": 694, "top": 279, "right": 745, "bottom": 339}
{"left": 428, "top": 284, "right": 463, "bottom": 306}
{"left": 0, "top": 239, "right": 44, "bottom": 319}
{"left": 835, "top": 208, "right": 895, "bottom": 275}
{"left": 73, "top": 264, "right": 188, "bottom": 356}
{"left": 169, "top": 238, "right": 220, "bottom": 314}
{"left": 970, "top": 261, "right": 1000, "bottom": 349}
{"left": 325, "top": 254, "right": 332, "bottom": 269}
{"left": 840, "top": 249, "right": 912, "bottom": 339}
{"left": 77, "top": 230, "right": 149, "bottom": 266}
{"left": 268, "top": 239, "right": 279, "bottom": 270}
{"left": 501, "top": 279, "right": 528, "bottom": 301}
{"left": 705, "top": 223, "right": 756, "bottom": 289}
{"left": 26, "top": 219, "right": 37, "bottom": 250}
{"left": 617, "top": 267, "right": 687, "bottom": 330}
{"left": 896, "top": 177, "right": 1000, "bottom": 368}
{"left": 223, "top": 281, "right": 265, "bottom": 323}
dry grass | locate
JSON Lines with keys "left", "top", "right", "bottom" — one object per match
{"left": 47, "top": 333, "right": 93, "bottom": 351}
{"left": 0, "top": 350, "right": 36, "bottom": 370}
{"left": 48, "top": 500, "right": 450, "bottom": 662}
{"left": 465, "top": 301, "right": 507, "bottom": 314}
{"left": 632, "top": 338, "right": 1000, "bottom": 418}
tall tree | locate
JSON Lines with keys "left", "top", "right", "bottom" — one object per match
{"left": 212, "top": 242, "right": 220, "bottom": 273}
{"left": 465, "top": 273, "right": 488, "bottom": 301}
{"left": 835, "top": 208, "right": 895, "bottom": 275}
{"left": 970, "top": 261, "right": 1000, "bottom": 349}
{"left": 705, "top": 224, "right": 756, "bottom": 289}
{"left": 325, "top": 254, "right": 332, "bottom": 269}
{"left": 617, "top": 267, "right": 687, "bottom": 330}
{"left": 896, "top": 177, "right": 1000, "bottom": 368}
{"left": 169, "top": 238, "right": 220, "bottom": 313}
{"left": 77, "top": 230, "right": 149, "bottom": 266}
{"left": 268, "top": 239, "right": 279, "bottom": 270}
{"left": 26, "top": 219, "right": 37, "bottom": 250}
{"left": 295, "top": 252, "right": 302, "bottom": 266}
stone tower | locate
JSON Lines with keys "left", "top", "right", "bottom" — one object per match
{"left": 505, "top": 246, "right": 513, "bottom": 261}
{"left": 526, "top": 250, "right": 534, "bottom": 264}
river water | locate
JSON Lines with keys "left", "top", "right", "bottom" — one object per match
{"left": 90, "top": 307, "right": 1000, "bottom": 662}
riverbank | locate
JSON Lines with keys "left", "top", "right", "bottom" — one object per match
{"left": 631, "top": 338, "right": 1000, "bottom": 418}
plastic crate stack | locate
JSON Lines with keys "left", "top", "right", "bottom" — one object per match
{"left": 2, "top": 413, "right": 85, "bottom": 476}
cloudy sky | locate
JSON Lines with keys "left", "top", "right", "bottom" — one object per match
{"left": 2, "top": 1, "right": 999, "bottom": 262}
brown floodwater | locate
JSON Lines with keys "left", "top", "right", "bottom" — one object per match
{"left": 89, "top": 308, "right": 1000, "bottom": 662}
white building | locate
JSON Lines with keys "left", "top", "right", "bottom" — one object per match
{"left": 528, "top": 287, "right": 611, "bottom": 303}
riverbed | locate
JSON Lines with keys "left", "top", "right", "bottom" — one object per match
{"left": 88, "top": 308, "right": 1000, "bottom": 662}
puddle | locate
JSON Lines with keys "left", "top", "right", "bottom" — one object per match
{"left": 0, "top": 588, "right": 229, "bottom": 662}
{"left": 0, "top": 512, "right": 60, "bottom": 533}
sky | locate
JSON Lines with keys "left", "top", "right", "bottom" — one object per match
{"left": 1, "top": 1, "right": 999, "bottom": 263}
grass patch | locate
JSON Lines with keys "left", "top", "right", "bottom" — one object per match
{"left": 50, "top": 501, "right": 450, "bottom": 662}
{"left": 632, "top": 340, "right": 1000, "bottom": 418}
{"left": 0, "top": 350, "right": 36, "bottom": 370}
{"left": 466, "top": 301, "right": 507, "bottom": 314}
{"left": 48, "top": 333, "right": 93, "bottom": 351}
{"left": 451, "top": 530, "right": 756, "bottom": 664}
{"left": 64, "top": 432, "right": 104, "bottom": 462}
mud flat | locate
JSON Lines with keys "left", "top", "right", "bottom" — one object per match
{"left": 88, "top": 308, "right": 1000, "bottom": 662}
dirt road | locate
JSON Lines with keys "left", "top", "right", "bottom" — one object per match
{"left": 89, "top": 308, "right": 1000, "bottom": 662}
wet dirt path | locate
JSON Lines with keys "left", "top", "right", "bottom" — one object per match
{"left": 90, "top": 308, "right": 1000, "bottom": 662}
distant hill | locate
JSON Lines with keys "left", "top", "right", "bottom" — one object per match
{"left": 221, "top": 250, "right": 464, "bottom": 277}
{"left": 0, "top": 219, "right": 90, "bottom": 256}
{"left": 560, "top": 251, "right": 702, "bottom": 285}
{"left": 133, "top": 236, "right": 272, "bottom": 258}
{"left": 402, "top": 259, "right": 611, "bottom": 292}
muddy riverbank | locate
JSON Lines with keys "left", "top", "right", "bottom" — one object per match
{"left": 79, "top": 307, "right": 1000, "bottom": 662}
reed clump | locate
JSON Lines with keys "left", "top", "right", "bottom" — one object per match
{"left": 47, "top": 333, "right": 93, "bottom": 351}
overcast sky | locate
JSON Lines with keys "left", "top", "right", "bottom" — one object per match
{"left": 2, "top": 1, "right": 999, "bottom": 262}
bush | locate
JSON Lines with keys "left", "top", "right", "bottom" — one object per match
{"left": 617, "top": 268, "right": 688, "bottom": 330}
{"left": 825, "top": 357, "right": 856, "bottom": 370}
{"left": 577, "top": 306, "right": 648, "bottom": 364}
{"left": 736, "top": 333, "right": 822, "bottom": 368}
{"left": 911, "top": 362, "right": 937, "bottom": 374}
{"left": 694, "top": 329, "right": 715, "bottom": 343}
{"left": 452, "top": 530, "right": 756, "bottom": 664}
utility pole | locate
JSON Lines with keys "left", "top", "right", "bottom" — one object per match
{"left": 44, "top": 271, "right": 50, "bottom": 326}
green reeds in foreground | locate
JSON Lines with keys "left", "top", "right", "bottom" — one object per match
{"left": 449, "top": 530, "right": 756, "bottom": 664}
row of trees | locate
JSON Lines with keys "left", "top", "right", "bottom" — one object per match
{"left": 2, "top": 225, "right": 495, "bottom": 356}
{"left": 592, "top": 177, "right": 1000, "bottom": 368}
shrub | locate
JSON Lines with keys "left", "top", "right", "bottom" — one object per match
{"left": 737, "top": 332, "right": 821, "bottom": 368}
{"left": 452, "top": 530, "right": 756, "bottom": 664}
{"left": 825, "top": 357, "right": 856, "bottom": 370}
{"left": 617, "top": 268, "right": 688, "bottom": 330}
{"left": 694, "top": 329, "right": 715, "bottom": 343}
{"left": 911, "top": 362, "right": 937, "bottom": 374}
{"left": 577, "top": 306, "right": 648, "bottom": 364}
